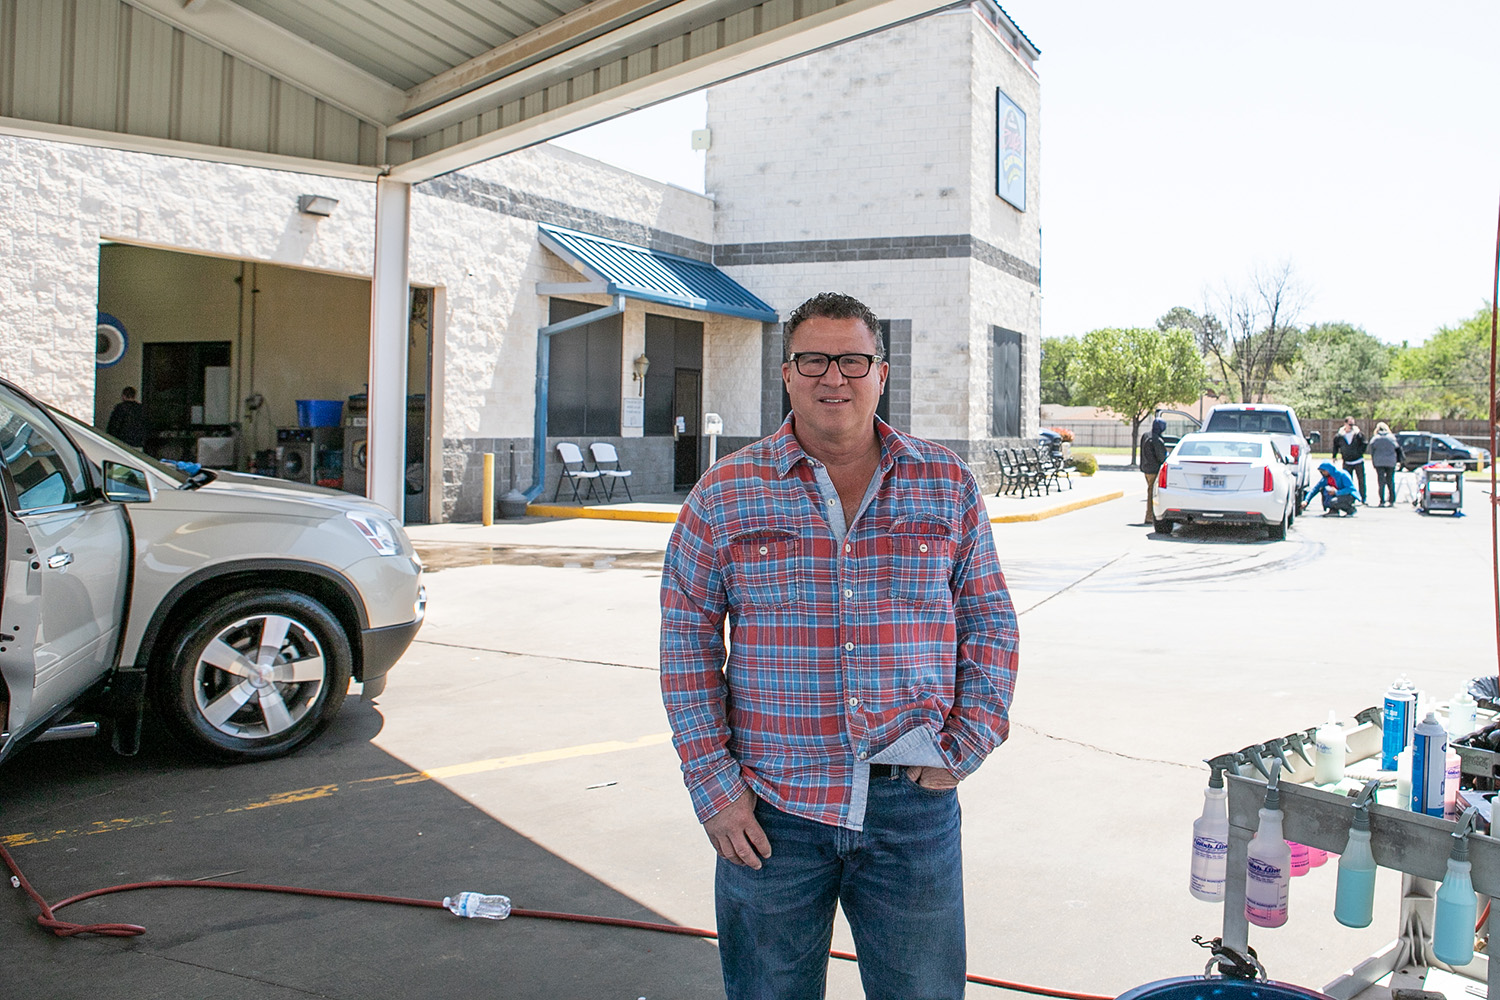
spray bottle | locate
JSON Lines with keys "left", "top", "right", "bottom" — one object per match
{"left": 1334, "top": 779, "right": 1381, "bottom": 928}
{"left": 1449, "top": 689, "right": 1478, "bottom": 742}
{"left": 1246, "top": 761, "right": 1292, "bottom": 928}
{"left": 1433, "top": 807, "right": 1480, "bottom": 966}
{"left": 1412, "top": 711, "right": 1448, "bottom": 817}
{"left": 1191, "top": 755, "right": 1235, "bottom": 901}
{"left": 1383, "top": 675, "right": 1416, "bottom": 770}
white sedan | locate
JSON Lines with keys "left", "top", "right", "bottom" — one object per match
{"left": 1152, "top": 432, "right": 1298, "bottom": 539}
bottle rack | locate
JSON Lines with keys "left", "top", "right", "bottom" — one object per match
{"left": 1220, "top": 717, "right": 1500, "bottom": 1000}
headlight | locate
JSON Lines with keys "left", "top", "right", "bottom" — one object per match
{"left": 345, "top": 510, "right": 402, "bottom": 555}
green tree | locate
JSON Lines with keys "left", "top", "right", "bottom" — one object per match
{"left": 1040, "top": 335, "right": 1086, "bottom": 405}
{"left": 1385, "top": 306, "right": 1494, "bottom": 419}
{"left": 1074, "top": 326, "right": 1205, "bottom": 465}
{"left": 1278, "top": 322, "right": 1389, "bottom": 419}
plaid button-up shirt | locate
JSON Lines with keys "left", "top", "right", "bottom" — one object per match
{"left": 660, "top": 417, "right": 1019, "bottom": 831}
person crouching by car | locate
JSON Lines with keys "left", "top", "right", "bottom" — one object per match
{"left": 1139, "top": 417, "right": 1169, "bottom": 526}
{"left": 1307, "top": 461, "right": 1359, "bottom": 516}
{"left": 1367, "top": 422, "right": 1404, "bottom": 507}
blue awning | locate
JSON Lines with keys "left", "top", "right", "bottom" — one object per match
{"left": 538, "top": 223, "right": 777, "bottom": 323}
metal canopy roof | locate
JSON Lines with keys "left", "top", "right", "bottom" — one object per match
{"left": 0, "top": 0, "right": 952, "bottom": 183}
{"left": 539, "top": 223, "right": 777, "bottom": 322}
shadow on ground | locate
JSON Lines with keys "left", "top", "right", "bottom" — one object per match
{"left": 1, "top": 701, "right": 722, "bottom": 1000}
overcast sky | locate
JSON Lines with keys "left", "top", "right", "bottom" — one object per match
{"left": 550, "top": 1, "right": 1500, "bottom": 346}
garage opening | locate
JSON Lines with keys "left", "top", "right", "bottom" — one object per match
{"left": 91, "top": 244, "right": 434, "bottom": 522}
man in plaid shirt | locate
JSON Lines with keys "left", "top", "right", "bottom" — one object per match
{"left": 660, "top": 292, "right": 1019, "bottom": 999}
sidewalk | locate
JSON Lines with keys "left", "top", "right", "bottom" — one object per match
{"left": 407, "top": 466, "right": 1136, "bottom": 546}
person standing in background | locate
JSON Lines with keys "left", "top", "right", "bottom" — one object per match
{"left": 1139, "top": 417, "right": 1169, "bottom": 528}
{"left": 1332, "top": 417, "right": 1367, "bottom": 505}
{"left": 1367, "top": 421, "right": 1404, "bottom": 507}
{"left": 106, "top": 386, "right": 148, "bottom": 448}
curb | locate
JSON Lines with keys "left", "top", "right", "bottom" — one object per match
{"left": 524, "top": 489, "right": 1127, "bottom": 525}
{"left": 988, "top": 490, "right": 1124, "bottom": 524}
{"left": 523, "top": 503, "right": 681, "bottom": 523}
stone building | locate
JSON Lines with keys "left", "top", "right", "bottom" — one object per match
{"left": 0, "top": 0, "right": 1040, "bottom": 521}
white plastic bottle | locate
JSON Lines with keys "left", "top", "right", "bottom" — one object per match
{"left": 1190, "top": 761, "right": 1230, "bottom": 901}
{"left": 1314, "top": 711, "right": 1346, "bottom": 785}
{"left": 444, "top": 892, "right": 513, "bottom": 919}
{"left": 1246, "top": 765, "right": 1291, "bottom": 928}
{"left": 1334, "top": 780, "right": 1380, "bottom": 928}
{"left": 1444, "top": 747, "right": 1462, "bottom": 820}
{"left": 1448, "top": 689, "right": 1478, "bottom": 741}
{"left": 1395, "top": 747, "right": 1412, "bottom": 810}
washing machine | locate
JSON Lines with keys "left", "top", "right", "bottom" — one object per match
{"left": 276, "top": 427, "right": 341, "bottom": 485}
{"left": 343, "top": 425, "right": 368, "bottom": 494}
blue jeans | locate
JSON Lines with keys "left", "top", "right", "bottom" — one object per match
{"left": 715, "top": 771, "right": 966, "bottom": 1000}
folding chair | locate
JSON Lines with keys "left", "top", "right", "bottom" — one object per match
{"left": 552, "top": 442, "right": 601, "bottom": 503}
{"left": 588, "top": 442, "right": 634, "bottom": 502}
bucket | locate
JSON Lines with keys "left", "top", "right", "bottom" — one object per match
{"left": 1117, "top": 977, "right": 1334, "bottom": 1000}
{"left": 296, "top": 399, "right": 343, "bottom": 428}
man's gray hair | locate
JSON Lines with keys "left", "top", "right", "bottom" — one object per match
{"left": 784, "top": 292, "right": 885, "bottom": 357}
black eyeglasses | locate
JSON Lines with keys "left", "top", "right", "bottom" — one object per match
{"left": 786, "top": 352, "right": 883, "bottom": 378}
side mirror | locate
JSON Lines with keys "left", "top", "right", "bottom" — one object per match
{"left": 103, "top": 461, "right": 152, "bottom": 503}
{"left": 1306, "top": 431, "right": 1321, "bottom": 444}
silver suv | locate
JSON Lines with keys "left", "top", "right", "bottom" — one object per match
{"left": 0, "top": 378, "right": 424, "bottom": 764}
{"left": 1201, "top": 404, "right": 1320, "bottom": 512}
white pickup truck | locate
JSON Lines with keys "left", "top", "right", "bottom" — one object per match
{"left": 1199, "top": 404, "right": 1321, "bottom": 513}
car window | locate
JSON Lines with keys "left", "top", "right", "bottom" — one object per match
{"left": 0, "top": 392, "right": 89, "bottom": 511}
{"left": 1178, "top": 439, "right": 1265, "bottom": 459}
{"left": 1204, "top": 411, "right": 1291, "bottom": 435}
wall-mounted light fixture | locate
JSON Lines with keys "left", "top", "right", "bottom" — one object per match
{"left": 632, "top": 354, "right": 651, "bottom": 396}
{"left": 297, "top": 194, "right": 339, "bottom": 216}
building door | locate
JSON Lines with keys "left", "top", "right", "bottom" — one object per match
{"left": 673, "top": 369, "right": 702, "bottom": 490}
{"left": 991, "top": 327, "right": 1022, "bottom": 438}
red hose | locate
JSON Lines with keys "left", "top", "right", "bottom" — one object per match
{"left": 2, "top": 843, "right": 1109, "bottom": 999}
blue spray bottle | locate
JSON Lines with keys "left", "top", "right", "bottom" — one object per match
{"left": 1334, "top": 779, "right": 1381, "bottom": 928}
{"left": 1433, "top": 807, "right": 1480, "bottom": 967}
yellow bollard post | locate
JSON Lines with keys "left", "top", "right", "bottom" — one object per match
{"left": 482, "top": 452, "right": 494, "bottom": 526}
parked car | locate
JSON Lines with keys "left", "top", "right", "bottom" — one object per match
{"left": 0, "top": 378, "right": 425, "bottom": 765}
{"left": 1152, "top": 432, "right": 1298, "bottom": 540}
{"left": 1201, "top": 403, "right": 1320, "bottom": 513}
{"left": 1395, "top": 431, "right": 1490, "bottom": 471}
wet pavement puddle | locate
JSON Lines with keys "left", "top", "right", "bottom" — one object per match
{"left": 414, "top": 542, "right": 665, "bottom": 573}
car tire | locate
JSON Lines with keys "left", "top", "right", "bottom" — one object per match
{"left": 1153, "top": 519, "right": 1173, "bottom": 535}
{"left": 1268, "top": 505, "right": 1288, "bottom": 541}
{"left": 153, "top": 589, "right": 351, "bottom": 761}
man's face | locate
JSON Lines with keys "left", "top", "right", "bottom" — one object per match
{"left": 782, "top": 315, "right": 887, "bottom": 444}
{"left": 1344, "top": 418, "right": 1355, "bottom": 430}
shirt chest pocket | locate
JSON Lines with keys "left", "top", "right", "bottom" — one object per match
{"left": 727, "top": 530, "right": 801, "bottom": 609}
{"left": 888, "top": 522, "right": 955, "bottom": 605}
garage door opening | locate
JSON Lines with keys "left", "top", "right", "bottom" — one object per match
{"left": 91, "top": 244, "right": 434, "bottom": 522}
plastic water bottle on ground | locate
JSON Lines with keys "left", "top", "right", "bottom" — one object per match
{"left": 444, "top": 892, "right": 512, "bottom": 919}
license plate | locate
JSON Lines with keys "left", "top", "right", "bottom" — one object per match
{"left": 1203, "top": 474, "right": 1226, "bottom": 488}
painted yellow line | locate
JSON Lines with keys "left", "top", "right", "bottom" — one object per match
{"left": 525, "top": 503, "right": 679, "bottom": 523}
{"left": 989, "top": 490, "right": 1124, "bottom": 523}
{"left": 419, "top": 732, "right": 673, "bottom": 779}
{"left": 2, "top": 733, "right": 675, "bottom": 847}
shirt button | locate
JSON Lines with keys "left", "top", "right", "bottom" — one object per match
{"left": 844, "top": 641, "right": 854, "bottom": 651}
{"left": 919, "top": 543, "right": 928, "bottom": 552}
{"left": 847, "top": 697, "right": 858, "bottom": 707}
{"left": 827, "top": 498, "right": 835, "bottom": 505}
{"left": 844, "top": 589, "right": 853, "bottom": 598}
{"left": 844, "top": 544, "right": 851, "bottom": 553}
{"left": 758, "top": 545, "right": 768, "bottom": 555}
{"left": 858, "top": 751, "right": 868, "bottom": 760}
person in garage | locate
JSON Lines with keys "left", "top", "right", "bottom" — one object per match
{"left": 659, "top": 292, "right": 1018, "bottom": 1000}
{"left": 1307, "top": 460, "right": 1359, "bottom": 516}
{"left": 105, "top": 386, "right": 148, "bottom": 448}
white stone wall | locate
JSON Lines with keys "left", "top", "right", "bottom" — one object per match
{"left": 705, "top": 4, "right": 1042, "bottom": 457}
{"left": 708, "top": 11, "right": 974, "bottom": 245}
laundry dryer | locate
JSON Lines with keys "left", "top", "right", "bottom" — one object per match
{"left": 343, "top": 425, "right": 368, "bottom": 494}
{"left": 276, "top": 427, "right": 341, "bottom": 485}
